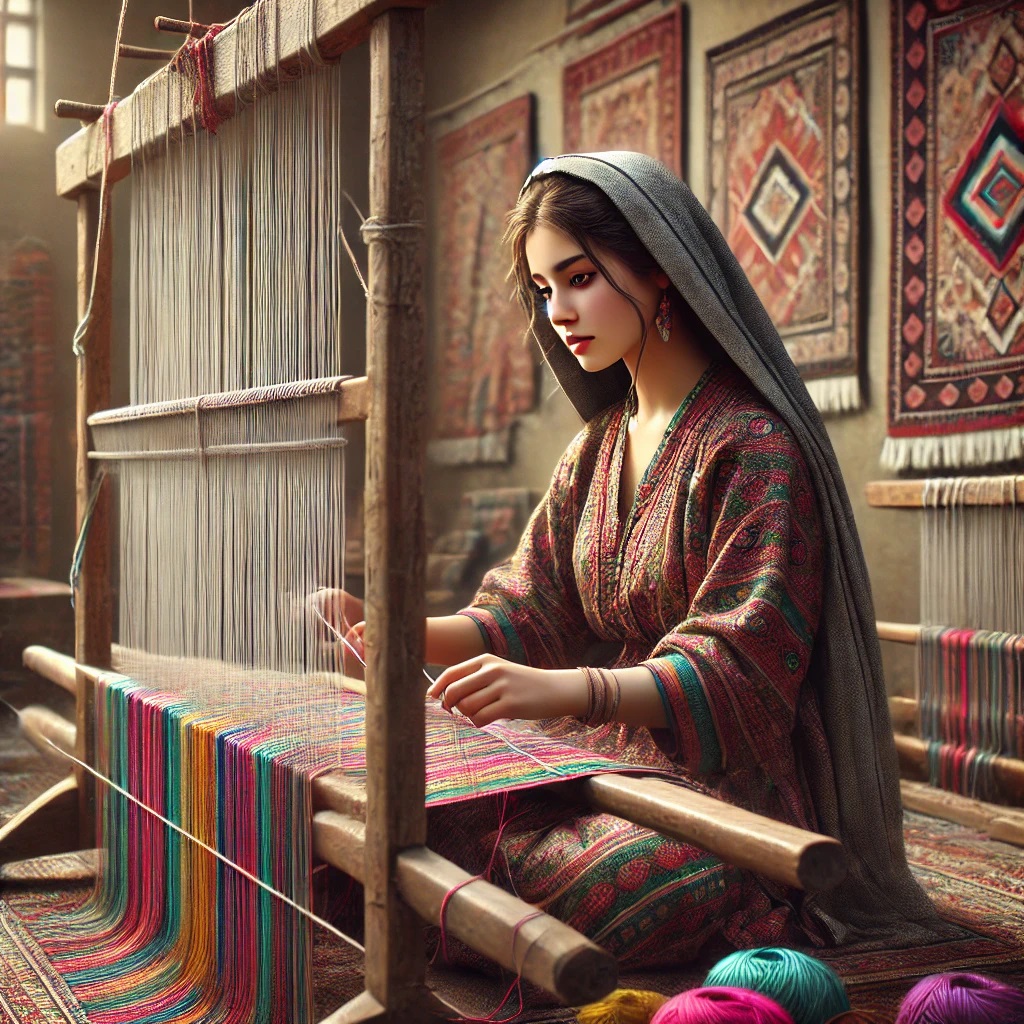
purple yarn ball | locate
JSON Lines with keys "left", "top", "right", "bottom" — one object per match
{"left": 895, "top": 972, "right": 1024, "bottom": 1024}
{"left": 650, "top": 986, "right": 796, "bottom": 1024}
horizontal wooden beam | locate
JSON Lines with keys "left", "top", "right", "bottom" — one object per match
{"left": 88, "top": 375, "right": 369, "bottom": 427}
{"left": 23, "top": 645, "right": 78, "bottom": 694}
{"left": 552, "top": 774, "right": 846, "bottom": 893}
{"left": 56, "top": 0, "right": 430, "bottom": 198}
{"left": 900, "top": 779, "right": 1024, "bottom": 846}
{"left": 894, "top": 733, "right": 1024, "bottom": 805}
{"left": 866, "top": 477, "right": 1024, "bottom": 508}
{"left": 877, "top": 621, "right": 921, "bottom": 645}
{"left": 18, "top": 705, "right": 77, "bottom": 760}
{"left": 312, "top": 811, "right": 617, "bottom": 1006}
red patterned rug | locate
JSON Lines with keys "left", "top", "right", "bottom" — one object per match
{"left": 888, "top": 0, "right": 1024, "bottom": 470}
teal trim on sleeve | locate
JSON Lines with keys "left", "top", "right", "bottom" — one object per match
{"left": 663, "top": 653, "right": 723, "bottom": 774}
{"left": 457, "top": 609, "right": 493, "bottom": 652}
{"left": 489, "top": 606, "right": 527, "bottom": 664}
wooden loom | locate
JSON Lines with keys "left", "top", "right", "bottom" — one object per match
{"left": 0, "top": 3, "right": 847, "bottom": 1021}
{"left": 867, "top": 477, "right": 1024, "bottom": 847}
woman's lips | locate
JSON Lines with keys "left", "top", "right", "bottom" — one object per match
{"left": 567, "top": 336, "right": 593, "bottom": 354}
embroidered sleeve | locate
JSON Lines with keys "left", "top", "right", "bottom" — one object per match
{"left": 643, "top": 414, "right": 823, "bottom": 776}
{"left": 459, "top": 435, "right": 599, "bottom": 669}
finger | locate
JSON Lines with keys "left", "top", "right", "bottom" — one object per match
{"left": 465, "top": 692, "right": 506, "bottom": 728}
{"left": 440, "top": 667, "right": 502, "bottom": 716}
{"left": 428, "top": 654, "right": 492, "bottom": 698}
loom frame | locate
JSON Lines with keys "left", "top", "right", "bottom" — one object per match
{"left": 2, "top": 2, "right": 848, "bottom": 1019}
{"left": 866, "top": 477, "right": 1024, "bottom": 840}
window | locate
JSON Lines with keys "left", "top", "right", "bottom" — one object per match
{"left": 1, "top": 0, "right": 39, "bottom": 128}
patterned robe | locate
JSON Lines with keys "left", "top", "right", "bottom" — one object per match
{"left": 434, "top": 360, "right": 829, "bottom": 967}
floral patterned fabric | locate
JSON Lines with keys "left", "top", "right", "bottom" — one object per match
{"left": 447, "top": 360, "right": 832, "bottom": 963}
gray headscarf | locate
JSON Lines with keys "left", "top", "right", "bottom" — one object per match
{"left": 521, "top": 151, "right": 957, "bottom": 947}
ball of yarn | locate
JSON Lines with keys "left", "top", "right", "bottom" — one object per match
{"left": 705, "top": 948, "right": 850, "bottom": 1024}
{"left": 650, "top": 986, "right": 795, "bottom": 1024}
{"left": 894, "top": 972, "right": 1024, "bottom": 1024}
{"left": 577, "top": 988, "right": 670, "bottom": 1024}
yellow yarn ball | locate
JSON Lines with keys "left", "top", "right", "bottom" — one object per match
{"left": 577, "top": 988, "right": 670, "bottom": 1024}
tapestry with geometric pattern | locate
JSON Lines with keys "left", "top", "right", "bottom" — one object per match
{"left": 707, "top": 0, "right": 861, "bottom": 415}
{"left": 888, "top": 0, "right": 1024, "bottom": 470}
{"left": 430, "top": 95, "right": 536, "bottom": 465}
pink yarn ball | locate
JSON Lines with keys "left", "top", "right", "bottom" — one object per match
{"left": 895, "top": 972, "right": 1024, "bottom": 1024}
{"left": 650, "top": 986, "right": 796, "bottom": 1024}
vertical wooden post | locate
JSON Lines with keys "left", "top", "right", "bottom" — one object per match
{"left": 361, "top": 7, "right": 428, "bottom": 1022}
{"left": 74, "top": 186, "right": 113, "bottom": 849}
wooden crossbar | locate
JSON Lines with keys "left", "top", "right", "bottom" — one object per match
{"left": 55, "top": 0, "right": 429, "bottom": 197}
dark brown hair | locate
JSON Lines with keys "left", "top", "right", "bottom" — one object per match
{"left": 504, "top": 172, "right": 669, "bottom": 348}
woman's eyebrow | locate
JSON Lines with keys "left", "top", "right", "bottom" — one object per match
{"left": 532, "top": 253, "right": 587, "bottom": 280}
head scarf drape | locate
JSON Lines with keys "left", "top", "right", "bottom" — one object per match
{"left": 521, "top": 151, "right": 955, "bottom": 946}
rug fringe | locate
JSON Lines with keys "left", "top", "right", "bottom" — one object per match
{"left": 881, "top": 426, "right": 1024, "bottom": 471}
{"left": 805, "top": 375, "right": 862, "bottom": 415}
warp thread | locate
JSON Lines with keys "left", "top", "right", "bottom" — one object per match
{"left": 650, "top": 986, "right": 796, "bottom": 1024}
{"left": 894, "top": 972, "right": 1024, "bottom": 1024}
{"left": 704, "top": 948, "right": 850, "bottom": 1024}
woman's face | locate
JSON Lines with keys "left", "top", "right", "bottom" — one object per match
{"left": 525, "top": 223, "right": 664, "bottom": 373}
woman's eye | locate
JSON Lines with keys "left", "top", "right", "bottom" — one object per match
{"left": 569, "top": 272, "right": 594, "bottom": 287}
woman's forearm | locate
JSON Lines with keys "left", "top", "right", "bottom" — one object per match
{"left": 596, "top": 665, "right": 669, "bottom": 728}
{"left": 425, "top": 614, "right": 488, "bottom": 667}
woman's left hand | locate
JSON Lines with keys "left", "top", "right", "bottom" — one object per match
{"left": 426, "top": 655, "right": 587, "bottom": 728}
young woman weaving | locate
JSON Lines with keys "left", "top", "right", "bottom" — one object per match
{"left": 330, "top": 152, "right": 952, "bottom": 966}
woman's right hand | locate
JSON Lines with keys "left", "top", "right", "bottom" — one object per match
{"left": 310, "top": 587, "right": 364, "bottom": 635}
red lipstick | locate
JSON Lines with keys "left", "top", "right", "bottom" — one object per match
{"left": 567, "top": 336, "right": 592, "bottom": 355}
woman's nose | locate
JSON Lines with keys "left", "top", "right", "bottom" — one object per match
{"left": 547, "top": 290, "right": 576, "bottom": 325}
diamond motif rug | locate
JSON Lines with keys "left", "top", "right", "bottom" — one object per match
{"left": 888, "top": 0, "right": 1024, "bottom": 469}
{"left": 706, "top": 0, "right": 862, "bottom": 414}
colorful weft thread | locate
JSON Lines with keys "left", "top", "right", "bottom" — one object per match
{"left": 650, "top": 987, "right": 795, "bottom": 1024}
{"left": 918, "top": 627, "right": 1024, "bottom": 800}
{"left": 16, "top": 673, "right": 652, "bottom": 1023}
{"left": 894, "top": 972, "right": 1024, "bottom": 1024}
{"left": 704, "top": 948, "right": 850, "bottom": 1024}
{"left": 576, "top": 988, "right": 669, "bottom": 1023}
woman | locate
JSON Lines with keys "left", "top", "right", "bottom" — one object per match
{"left": 331, "top": 152, "right": 953, "bottom": 965}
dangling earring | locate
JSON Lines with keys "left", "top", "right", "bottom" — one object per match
{"left": 656, "top": 291, "right": 672, "bottom": 343}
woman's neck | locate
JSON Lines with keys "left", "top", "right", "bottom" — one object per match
{"left": 623, "top": 325, "right": 713, "bottom": 425}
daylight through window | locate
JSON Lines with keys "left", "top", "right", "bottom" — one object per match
{"left": 1, "top": 0, "right": 39, "bottom": 127}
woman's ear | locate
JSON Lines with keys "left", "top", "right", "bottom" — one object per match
{"left": 653, "top": 270, "right": 670, "bottom": 289}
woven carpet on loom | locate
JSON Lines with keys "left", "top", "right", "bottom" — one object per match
{"left": 3, "top": 718, "right": 1024, "bottom": 1022}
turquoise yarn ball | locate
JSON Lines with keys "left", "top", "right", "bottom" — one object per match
{"left": 705, "top": 948, "right": 850, "bottom": 1024}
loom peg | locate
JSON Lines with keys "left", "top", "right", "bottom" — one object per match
{"left": 312, "top": 810, "right": 619, "bottom": 1007}
{"left": 54, "top": 100, "right": 105, "bottom": 122}
{"left": 118, "top": 44, "right": 178, "bottom": 60}
{"left": 18, "top": 705, "right": 77, "bottom": 761}
{"left": 154, "top": 15, "right": 211, "bottom": 37}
